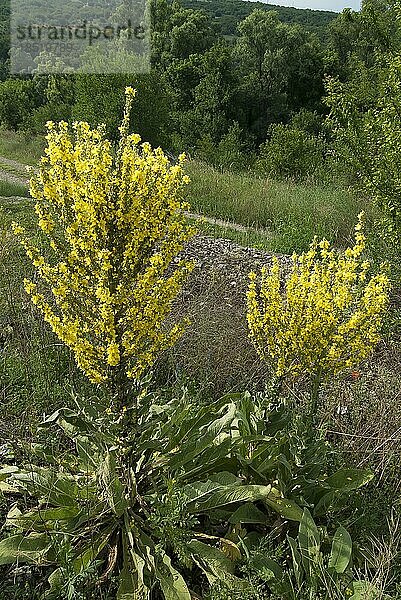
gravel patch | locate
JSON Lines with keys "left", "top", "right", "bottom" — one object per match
{"left": 180, "top": 234, "right": 291, "bottom": 283}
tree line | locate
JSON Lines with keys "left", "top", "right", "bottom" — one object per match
{"left": 0, "top": 0, "right": 399, "bottom": 183}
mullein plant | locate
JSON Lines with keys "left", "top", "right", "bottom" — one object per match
{"left": 12, "top": 87, "right": 195, "bottom": 407}
{"left": 246, "top": 213, "right": 390, "bottom": 414}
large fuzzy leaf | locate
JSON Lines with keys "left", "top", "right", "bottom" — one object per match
{"left": 0, "top": 533, "right": 51, "bottom": 565}
{"left": 287, "top": 535, "right": 303, "bottom": 587}
{"left": 6, "top": 506, "right": 82, "bottom": 531}
{"left": 167, "top": 403, "right": 237, "bottom": 471}
{"left": 248, "top": 552, "right": 283, "bottom": 581}
{"left": 183, "top": 473, "right": 241, "bottom": 504}
{"left": 72, "top": 525, "right": 115, "bottom": 574}
{"left": 264, "top": 491, "right": 304, "bottom": 522}
{"left": 325, "top": 469, "right": 373, "bottom": 492}
{"left": 189, "top": 540, "right": 234, "bottom": 584}
{"left": 8, "top": 468, "right": 94, "bottom": 506}
{"left": 298, "top": 509, "right": 321, "bottom": 577}
{"left": 188, "top": 484, "right": 273, "bottom": 512}
{"left": 189, "top": 540, "right": 251, "bottom": 592}
{"left": 99, "top": 452, "right": 128, "bottom": 517}
{"left": 229, "top": 502, "right": 268, "bottom": 525}
{"left": 117, "top": 536, "right": 149, "bottom": 600}
{"left": 329, "top": 526, "right": 352, "bottom": 574}
{"left": 349, "top": 581, "right": 380, "bottom": 599}
{"left": 156, "top": 554, "right": 191, "bottom": 600}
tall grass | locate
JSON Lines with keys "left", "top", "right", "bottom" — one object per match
{"left": 0, "top": 130, "right": 379, "bottom": 255}
{"left": 0, "top": 128, "right": 44, "bottom": 165}
{"left": 0, "top": 180, "right": 29, "bottom": 197}
{"left": 186, "top": 161, "right": 368, "bottom": 253}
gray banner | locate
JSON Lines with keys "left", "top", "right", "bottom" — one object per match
{"left": 10, "top": 0, "right": 150, "bottom": 74}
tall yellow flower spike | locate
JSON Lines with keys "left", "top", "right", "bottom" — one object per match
{"left": 246, "top": 213, "right": 390, "bottom": 379}
{"left": 13, "top": 88, "right": 195, "bottom": 386}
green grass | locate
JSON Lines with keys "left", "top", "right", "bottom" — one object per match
{"left": 0, "top": 128, "right": 44, "bottom": 165}
{"left": 186, "top": 161, "right": 368, "bottom": 253}
{"left": 0, "top": 179, "right": 29, "bottom": 198}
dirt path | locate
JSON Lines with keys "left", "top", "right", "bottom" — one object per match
{"left": 0, "top": 156, "right": 33, "bottom": 186}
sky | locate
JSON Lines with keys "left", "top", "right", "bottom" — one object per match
{"left": 257, "top": 0, "right": 360, "bottom": 12}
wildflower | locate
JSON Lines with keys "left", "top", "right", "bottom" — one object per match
{"left": 13, "top": 89, "right": 195, "bottom": 385}
{"left": 246, "top": 213, "right": 390, "bottom": 378}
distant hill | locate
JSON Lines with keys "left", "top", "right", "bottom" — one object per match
{"left": 180, "top": 0, "right": 337, "bottom": 39}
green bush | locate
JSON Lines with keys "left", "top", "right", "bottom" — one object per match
{"left": 326, "top": 53, "right": 401, "bottom": 239}
{"left": 195, "top": 123, "right": 253, "bottom": 172}
{"left": 256, "top": 123, "right": 326, "bottom": 181}
{"left": 73, "top": 73, "right": 171, "bottom": 147}
{"left": 0, "top": 79, "right": 43, "bottom": 130}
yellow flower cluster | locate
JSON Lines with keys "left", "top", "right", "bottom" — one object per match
{"left": 246, "top": 214, "right": 390, "bottom": 378}
{"left": 13, "top": 88, "right": 195, "bottom": 384}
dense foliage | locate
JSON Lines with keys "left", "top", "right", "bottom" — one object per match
{"left": 1, "top": 1, "right": 401, "bottom": 598}
{"left": 0, "top": 0, "right": 381, "bottom": 178}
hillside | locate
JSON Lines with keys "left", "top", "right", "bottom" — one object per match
{"left": 180, "top": 0, "right": 337, "bottom": 38}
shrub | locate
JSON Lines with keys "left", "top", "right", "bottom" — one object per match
{"left": 73, "top": 72, "right": 171, "bottom": 147}
{"left": 256, "top": 123, "right": 325, "bottom": 181}
{"left": 246, "top": 214, "right": 389, "bottom": 409}
{"left": 12, "top": 88, "right": 195, "bottom": 398}
{"left": 195, "top": 123, "right": 253, "bottom": 172}
{"left": 325, "top": 50, "right": 401, "bottom": 238}
{"left": 0, "top": 78, "right": 43, "bottom": 130}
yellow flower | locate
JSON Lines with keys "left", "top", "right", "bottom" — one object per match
{"left": 246, "top": 213, "right": 390, "bottom": 378}
{"left": 12, "top": 89, "right": 195, "bottom": 386}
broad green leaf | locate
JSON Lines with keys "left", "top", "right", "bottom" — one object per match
{"left": 76, "top": 436, "right": 100, "bottom": 470}
{"left": 189, "top": 540, "right": 234, "bottom": 584}
{"left": 249, "top": 553, "right": 283, "bottom": 581}
{"left": 0, "top": 481, "right": 16, "bottom": 493}
{"left": 183, "top": 478, "right": 238, "bottom": 505}
{"left": 99, "top": 452, "right": 128, "bottom": 517}
{"left": 0, "top": 533, "right": 51, "bottom": 565}
{"left": 9, "top": 468, "right": 85, "bottom": 506}
{"left": 287, "top": 536, "right": 303, "bottom": 587}
{"left": 229, "top": 502, "right": 268, "bottom": 524}
{"left": 0, "top": 465, "right": 19, "bottom": 480}
{"left": 208, "top": 472, "right": 242, "bottom": 486}
{"left": 325, "top": 469, "right": 374, "bottom": 492}
{"left": 7, "top": 506, "right": 81, "bottom": 530}
{"left": 46, "top": 567, "right": 64, "bottom": 596}
{"left": 156, "top": 554, "right": 191, "bottom": 600}
{"left": 0, "top": 468, "right": 19, "bottom": 493}
{"left": 264, "top": 490, "right": 303, "bottom": 521}
{"left": 313, "top": 489, "right": 342, "bottom": 516}
{"left": 117, "top": 536, "right": 149, "bottom": 600}
{"left": 168, "top": 403, "right": 237, "bottom": 471}
{"left": 72, "top": 525, "right": 115, "bottom": 574}
{"left": 298, "top": 508, "right": 321, "bottom": 577}
{"left": 329, "top": 526, "right": 352, "bottom": 574}
{"left": 190, "top": 483, "right": 273, "bottom": 512}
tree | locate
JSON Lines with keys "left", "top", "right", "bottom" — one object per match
{"left": 73, "top": 72, "right": 171, "bottom": 147}
{"left": 234, "top": 9, "right": 324, "bottom": 145}
{"left": 326, "top": 51, "right": 401, "bottom": 236}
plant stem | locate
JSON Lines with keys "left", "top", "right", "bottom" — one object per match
{"left": 309, "top": 368, "right": 322, "bottom": 421}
